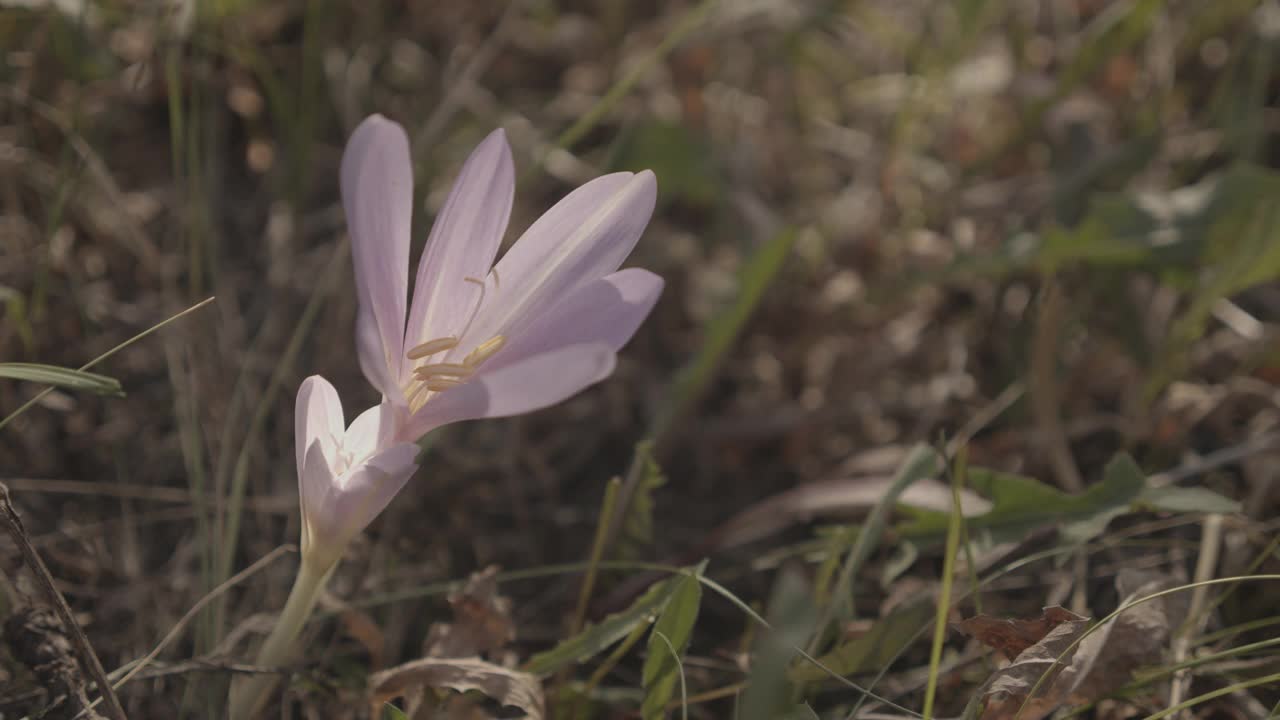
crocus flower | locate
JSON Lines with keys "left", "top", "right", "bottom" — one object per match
{"left": 342, "top": 115, "right": 663, "bottom": 443}
{"left": 230, "top": 375, "right": 422, "bottom": 718}
{"left": 294, "top": 375, "right": 420, "bottom": 568}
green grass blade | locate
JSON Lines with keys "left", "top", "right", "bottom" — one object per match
{"left": 524, "top": 571, "right": 685, "bottom": 676}
{"left": 0, "top": 363, "right": 122, "bottom": 396}
{"left": 0, "top": 297, "right": 214, "bottom": 432}
{"left": 641, "top": 568, "right": 704, "bottom": 719}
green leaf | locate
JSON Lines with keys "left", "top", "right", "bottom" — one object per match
{"left": 381, "top": 704, "right": 409, "bottom": 720}
{"left": 614, "top": 442, "right": 667, "bottom": 561}
{"left": 740, "top": 566, "right": 816, "bottom": 720}
{"left": 790, "top": 595, "right": 934, "bottom": 681}
{"left": 897, "top": 453, "right": 1146, "bottom": 545}
{"left": 0, "top": 362, "right": 124, "bottom": 396}
{"left": 641, "top": 567, "right": 704, "bottom": 719}
{"left": 524, "top": 570, "right": 687, "bottom": 676}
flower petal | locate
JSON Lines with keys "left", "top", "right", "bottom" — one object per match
{"left": 489, "top": 268, "right": 663, "bottom": 371}
{"left": 295, "top": 376, "right": 345, "bottom": 474}
{"left": 464, "top": 171, "right": 657, "bottom": 346}
{"left": 405, "top": 129, "right": 514, "bottom": 354}
{"left": 319, "top": 443, "right": 420, "bottom": 547}
{"left": 399, "top": 343, "right": 617, "bottom": 440}
{"left": 343, "top": 400, "right": 397, "bottom": 464}
{"left": 298, "top": 439, "right": 336, "bottom": 556}
{"left": 342, "top": 115, "right": 413, "bottom": 396}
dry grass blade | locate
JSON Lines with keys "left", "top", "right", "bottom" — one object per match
{"left": 0, "top": 297, "right": 215, "bottom": 432}
{"left": 109, "top": 545, "right": 297, "bottom": 690}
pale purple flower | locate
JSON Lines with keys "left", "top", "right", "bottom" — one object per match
{"left": 294, "top": 375, "right": 420, "bottom": 565}
{"left": 341, "top": 115, "right": 663, "bottom": 443}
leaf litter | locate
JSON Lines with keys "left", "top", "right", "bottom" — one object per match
{"left": 369, "top": 566, "right": 543, "bottom": 719}
{"left": 965, "top": 570, "right": 1191, "bottom": 720}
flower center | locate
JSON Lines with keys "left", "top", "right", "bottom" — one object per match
{"left": 329, "top": 431, "right": 357, "bottom": 476}
{"left": 401, "top": 273, "right": 506, "bottom": 413}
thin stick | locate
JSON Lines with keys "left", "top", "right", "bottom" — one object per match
{"left": 0, "top": 483, "right": 127, "bottom": 720}
{"left": 1169, "top": 513, "right": 1223, "bottom": 716}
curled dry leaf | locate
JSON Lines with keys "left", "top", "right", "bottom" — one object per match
{"left": 424, "top": 565, "right": 516, "bottom": 659}
{"left": 955, "top": 605, "right": 1087, "bottom": 661}
{"left": 369, "top": 656, "right": 545, "bottom": 720}
{"left": 972, "top": 570, "right": 1187, "bottom": 720}
{"left": 980, "top": 614, "right": 1091, "bottom": 720}
{"left": 373, "top": 567, "right": 541, "bottom": 718}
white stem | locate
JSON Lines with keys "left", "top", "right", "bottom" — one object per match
{"left": 228, "top": 552, "right": 335, "bottom": 719}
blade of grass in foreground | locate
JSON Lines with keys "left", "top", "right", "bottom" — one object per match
{"left": 922, "top": 450, "right": 967, "bottom": 720}
{"left": 0, "top": 297, "right": 215, "bottom": 432}
{"left": 0, "top": 363, "right": 122, "bottom": 396}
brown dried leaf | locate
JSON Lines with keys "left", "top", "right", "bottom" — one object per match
{"left": 955, "top": 606, "right": 1087, "bottom": 661}
{"left": 975, "top": 571, "right": 1186, "bottom": 720}
{"left": 369, "top": 656, "right": 544, "bottom": 720}
{"left": 424, "top": 566, "right": 516, "bottom": 659}
{"left": 979, "top": 612, "right": 1092, "bottom": 720}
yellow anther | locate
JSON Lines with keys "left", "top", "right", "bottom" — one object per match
{"left": 413, "top": 363, "right": 474, "bottom": 379}
{"left": 406, "top": 380, "right": 432, "bottom": 412}
{"left": 406, "top": 336, "right": 459, "bottom": 360}
{"left": 463, "top": 336, "right": 506, "bottom": 367}
{"left": 426, "top": 378, "right": 465, "bottom": 392}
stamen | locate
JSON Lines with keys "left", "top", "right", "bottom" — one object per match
{"left": 490, "top": 267, "right": 501, "bottom": 289}
{"left": 407, "top": 336, "right": 459, "bottom": 360}
{"left": 464, "top": 335, "right": 506, "bottom": 367}
{"left": 412, "top": 363, "right": 474, "bottom": 379}
{"left": 426, "top": 378, "right": 465, "bottom": 392}
{"left": 406, "top": 379, "right": 432, "bottom": 412}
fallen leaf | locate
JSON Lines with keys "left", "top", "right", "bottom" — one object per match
{"left": 981, "top": 615, "right": 1091, "bottom": 720}
{"left": 369, "top": 656, "right": 544, "bottom": 720}
{"left": 974, "top": 571, "right": 1186, "bottom": 720}
{"left": 955, "top": 606, "right": 1087, "bottom": 661}
{"left": 424, "top": 566, "right": 516, "bottom": 659}
{"left": 1066, "top": 570, "right": 1187, "bottom": 704}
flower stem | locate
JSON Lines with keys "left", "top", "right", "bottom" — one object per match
{"left": 228, "top": 553, "right": 334, "bottom": 719}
